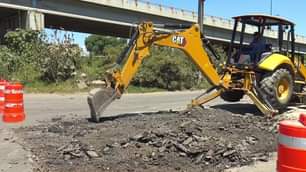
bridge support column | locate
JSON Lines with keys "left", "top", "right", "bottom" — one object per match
{"left": 25, "top": 11, "right": 45, "bottom": 31}
{"left": 0, "top": 10, "right": 44, "bottom": 43}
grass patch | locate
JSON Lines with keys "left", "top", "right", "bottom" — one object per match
{"left": 24, "top": 81, "right": 166, "bottom": 94}
{"left": 24, "top": 80, "right": 86, "bottom": 93}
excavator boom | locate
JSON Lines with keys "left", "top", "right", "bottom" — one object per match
{"left": 87, "top": 22, "right": 223, "bottom": 122}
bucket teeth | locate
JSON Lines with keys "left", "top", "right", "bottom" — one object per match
{"left": 87, "top": 87, "right": 117, "bottom": 122}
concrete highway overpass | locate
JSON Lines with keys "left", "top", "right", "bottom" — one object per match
{"left": 0, "top": 0, "right": 306, "bottom": 53}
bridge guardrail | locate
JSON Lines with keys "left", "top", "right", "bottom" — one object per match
{"left": 82, "top": 0, "right": 305, "bottom": 44}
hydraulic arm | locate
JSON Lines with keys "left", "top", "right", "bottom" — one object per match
{"left": 88, "top": 21, "right": 280, "bottom": 122}
{"left": 88, "top": 0, "right": 298, "bottom": 122}
{"left": 88, "top": 22, "right": 226, "bottom": 122}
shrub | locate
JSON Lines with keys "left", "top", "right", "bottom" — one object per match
{"left": 82, "top": 35, "right": 126, "bottom": 80}
{"left": 132, "top": 47, "right": 201, "bottom": 90}
{"left": 85, "top": 35, "right": 126, "bottom": 56}
{"left": 39, "top": 43, "right": 81, "bottom": 83}
{"left": 0, "top": 46, "right": 13, "bottom": 79}
{"left": 0, "top": 29, "right": 82, "bottom": 83}
{"left": 0, "top": 30, "right": 226, "bottom": 92}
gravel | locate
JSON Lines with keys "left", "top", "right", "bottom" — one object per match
{"left": 16, "top": 107, "right": 277, "bottom": 172}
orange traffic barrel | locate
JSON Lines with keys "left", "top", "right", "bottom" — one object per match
{"left": 277, "top": 114, "right": 306, "bottom": 172}
{"left": 2, "top": 83, "right": 25, "bottom": 123}
{"left": 0, "top": 80, "right": 7, "bottom": 115}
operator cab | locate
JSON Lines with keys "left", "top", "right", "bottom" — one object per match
{"left": 227, "top": 14, "right": 295, "bottom": 66}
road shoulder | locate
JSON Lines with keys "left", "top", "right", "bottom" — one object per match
{"left": 0, "top": 128, "right": 33, "bottom": 172}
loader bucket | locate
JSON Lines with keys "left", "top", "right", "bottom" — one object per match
{"left": 87, "top": 87, "right": 117, "bottom": 122}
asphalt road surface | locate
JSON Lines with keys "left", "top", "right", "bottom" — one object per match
{"left": 1, "top": 90, "right": 300, "bottom": 172}
{"left": 1, "top": 90, "right": 259, "bottom": 128}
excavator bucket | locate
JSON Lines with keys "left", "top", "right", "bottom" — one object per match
{"left": 87, "top": 87, "right": 118, "bottom": 122}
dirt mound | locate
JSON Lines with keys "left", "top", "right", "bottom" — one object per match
{"left": 16, "top": 108, "right": 277, "bottom": 172}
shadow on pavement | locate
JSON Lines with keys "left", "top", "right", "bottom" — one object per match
{"left": 210, "top": 103, "right": 263, "bottom": 116}
{"left": 88, "top": 103, "right": 265, "bottom": 123}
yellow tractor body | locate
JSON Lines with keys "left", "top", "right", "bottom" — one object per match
{"left": 258, "top": 54, "right": 295, "bottom": 72}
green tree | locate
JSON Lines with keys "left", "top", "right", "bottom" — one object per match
{"left": 2, "top": 29, "right": 43, "bottom": 82}
{"left": 0, "top": 29, "right": 82, "bottom": 83}
{"left": 85, "top": 35, "right": 126, "bottom": 56}
{"left": 39, "top": 42, "right": 81, "bottom": 83}
{"left": 4, "top": 28, "right": 42, "bottom": 55}
{"left": 81, "top": 35, "right": 128, "bottom": 80}
{"left": 132, "top": 47, "right": 201, "bottom": 90}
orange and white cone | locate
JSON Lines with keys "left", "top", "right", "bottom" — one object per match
{"left": 0, "top": 80, "right": 7, "bottom": 115}
{"left": 3, "top": 83, "right": 25, "bottom": 123}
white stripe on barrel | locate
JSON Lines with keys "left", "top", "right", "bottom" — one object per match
{"left": 279, "top": 133, "right": 306, "bottom": 151}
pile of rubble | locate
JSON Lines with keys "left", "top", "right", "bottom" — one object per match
{"left": 16, "top": 108, "right": 277, "bottom": 172}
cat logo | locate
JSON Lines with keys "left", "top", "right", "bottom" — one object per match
{"left": 172, "top": 36, "right": 186, "bottom": 46}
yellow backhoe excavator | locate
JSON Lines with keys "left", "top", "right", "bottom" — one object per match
{"left": 88, "top": 0, "right": 306, "bottom": 122}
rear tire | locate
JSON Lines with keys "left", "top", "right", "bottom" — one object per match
{"left": 260, "top": 68, "right": 293, "bottom": 110}
{"left": 221, "top": 90, "right": 244, "bottom": 102}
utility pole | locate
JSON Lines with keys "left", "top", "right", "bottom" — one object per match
{"left": 32, "top": 0, "right": 37, "bottom": 7}
{"left": 198, "top": 0, "right": 205, "bottom": 35}
{"left": 270, "top": 0, "right": 273, "bottom": 15}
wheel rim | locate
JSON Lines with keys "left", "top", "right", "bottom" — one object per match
{"left": 277, "top": 78, "right": 290, "bottom": 101}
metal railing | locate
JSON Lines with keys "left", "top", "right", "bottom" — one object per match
{"left": 82, "top": 0, "right": 197, "bottom": 20}
{"left": 82, "top": 0, "right": 306, "bottom": 43}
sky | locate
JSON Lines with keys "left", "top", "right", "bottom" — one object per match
{"left": 62, "top": 0, "right": 306, "bottom": 51}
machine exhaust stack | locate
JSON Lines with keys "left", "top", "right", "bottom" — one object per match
{"left": 198, "top": 0, "right": 205, "bottom": 35}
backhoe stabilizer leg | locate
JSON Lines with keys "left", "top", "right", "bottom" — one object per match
{"left": 87, "top": 87, "right": 119, "bottom": 122}
{"left": 246, "top": 90, "right": 278, "bottom": 117}
{"left": 190, "top": 88, "right": 222, "bottom": 108}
